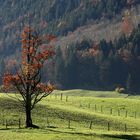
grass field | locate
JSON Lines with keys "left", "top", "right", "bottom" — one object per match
{"left": 0, "top": 90, "right": 140, "bottom": 140}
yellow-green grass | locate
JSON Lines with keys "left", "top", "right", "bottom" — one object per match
{"left": 53, "top": 89, "right": 128, "bottom": 97}
{"left": 0, "top": 129, "right": 110, "bottom": 140}
{"left": 0, "top": 90, "right": 140, "bottom": 140}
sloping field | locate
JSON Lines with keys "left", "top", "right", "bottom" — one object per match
{"left": 0, "top": 90, "right": 140, "bottom": 140}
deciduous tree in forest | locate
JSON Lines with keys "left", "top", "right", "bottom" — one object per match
{"left": 3, "top": 26, "right": 55, "bottom": 128}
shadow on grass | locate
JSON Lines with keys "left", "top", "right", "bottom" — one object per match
{"left": 46, "top": 128, "right": 140, "bottom": 140}
{"left": 0, "top": 126, "right": 140, "bottom": 140}
{"left": 103, "top": 134, "right": 140, "bottom": 140}
{"left": 46, "top": 125, "right": 58, "bottom": 129}
{"left": 0, "top": 96, "right": 140, "bottom": 140}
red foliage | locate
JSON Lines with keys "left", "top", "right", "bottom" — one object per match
{"left": 45, "top": 34, "right": 57, "bottom": 42}
{"left": 5, "top": 59, "right": 17, "bottom": 70}
{"left": 121, "top": 16, "right": 133, "bottom": 35}
{"left": 3, "top": 73, "right": 13, "bottom": 89}
{"left": 3, "top": 26, "right": 55, "bottom": 95}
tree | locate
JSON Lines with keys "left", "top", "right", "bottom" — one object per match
{"left": 64, "top": 45, "right": 78, "bottom": 89}
{"left": 3, "top": 26, "right": 55, "bottom": 128}
{"left": 0, "top": 57, "right": 5, "bottom": 84}
{"left": 54, "top": 46, "right": 65, "bottom": 88}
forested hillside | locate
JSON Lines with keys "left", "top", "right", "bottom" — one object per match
{"left": 52, "top": 24, "right": 140, "bottom": 94}
{"left": 0, "top": 0, "right": 139, "bottom": 55}
{"left": 0, "top": 0, "right": 140, "bottom": 94}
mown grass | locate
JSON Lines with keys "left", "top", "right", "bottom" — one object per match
{"left": 0, "top": 90, "right": 139, "bottom": 140}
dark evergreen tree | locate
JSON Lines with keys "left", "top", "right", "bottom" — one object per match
{"left": 54, "top": 46, "right": 65, "bottom": 89}
{"left": 64, "top": 45, "right": 78, "bottom": 89}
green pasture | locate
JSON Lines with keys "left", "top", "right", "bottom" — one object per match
{"left": 0, "top": 90, "right": 139, "bottom": 140}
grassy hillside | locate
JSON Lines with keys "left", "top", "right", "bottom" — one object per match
{"left": 0, "top": 90, "right": 140, "bottom": 139}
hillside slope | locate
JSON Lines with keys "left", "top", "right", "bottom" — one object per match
{"left": 0, "top": 0, "right": 140, "bottom": 88}
{"left": 0, "top": 0, "right": 140, "bottom": 55}
{"left": 0, "top": 91, "right": 140, "bottom": 139}
{"left": 55, "top": 5, "right": 140, "bottom": 47}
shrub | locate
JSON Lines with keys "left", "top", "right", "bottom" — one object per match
{"left": 115, "top": 87, "right": 125, "bottom": 93}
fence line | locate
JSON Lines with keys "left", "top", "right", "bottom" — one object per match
{"left": 0, "top": 115, "right": 139, "bottom": 133}
{"left": 50, "top": 94, "right": 139, "bottom": 119}
{"left": 0, "top": 94, "right": 139, "bottom": 132}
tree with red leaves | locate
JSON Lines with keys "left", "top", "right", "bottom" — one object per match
{"left": 3, "top": 26, "right": 55, "bottom": 128}
{"left": 121, "top": 11, "right": 133, "bottom": 35}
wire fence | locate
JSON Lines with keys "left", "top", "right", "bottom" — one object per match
{"left": 0, "top": 94, "right": 139, "bottom": 133}
{"left": 0, "top": 116, "right": 139, "bottom": 133}
{"left": 50, "top": 94, "right": 140, "bottom": 119}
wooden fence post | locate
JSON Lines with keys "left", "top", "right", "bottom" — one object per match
{"left": 95, "top": 104, "right": 97, "bottom": 112}
{"left": 68, "top": 119, "right": 71, "bottom": 129}
{"left": 66, "top": 96, "right": 68, "bottom": 102}
{"left": 118, "top": 110, "right": 120, "bottom": 116}
{"left": 60, "top": 93, "right": 63, "bottom": 100}
{"left": 124, "top": 124, "right": 127, "bottom": 132}
{"left": 89, "top": 121, "right": 93, "bottom": 129}
{"left": 108, "top": 122, "right": 110, "bottom": 131}
{"left": 125, "top": 110, "right": 128, "bottom": 118}
{"left": 19, "top": 118, "right": 21, "bottom": 129}
{"left": 101, "top": 105, "right": 103, "bottom": 113}
{"left": 110, "top": 108, "right": 112, "bottom": 115}
{"left": 47, "top": 117, "right": 50, "bottom": 127}
{"left": 6, "top": 120, "right": 8, "bottom": 129}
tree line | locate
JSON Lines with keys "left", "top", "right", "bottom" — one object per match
{"left": 50, "top": 24, "right": 140, "bottom": 94}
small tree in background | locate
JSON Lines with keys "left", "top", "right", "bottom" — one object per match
{"left": 3, "top": 26, "right": 56, "bottom": 128}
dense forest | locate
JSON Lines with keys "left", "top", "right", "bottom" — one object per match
{"left": 0, "top": 0, "right": 139, "bottom": 55}
{"left": 50, "top": 24, "right": 140, "bottom": 94}
{"left": 0, "top": 0, "right": 140, "bottom": 94}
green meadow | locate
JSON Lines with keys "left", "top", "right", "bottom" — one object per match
{"left": 0, "top": 90, "right": 140, "bottom": 140}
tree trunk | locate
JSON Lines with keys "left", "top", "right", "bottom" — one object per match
{"left": 25, "top": 105, "right": 33, "bottom": 128}
{"left": 25, "top": 90, "right": 39, "bottom": 128}
{"left": 25, "top": 101, "right": 39, "bottom": 128}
